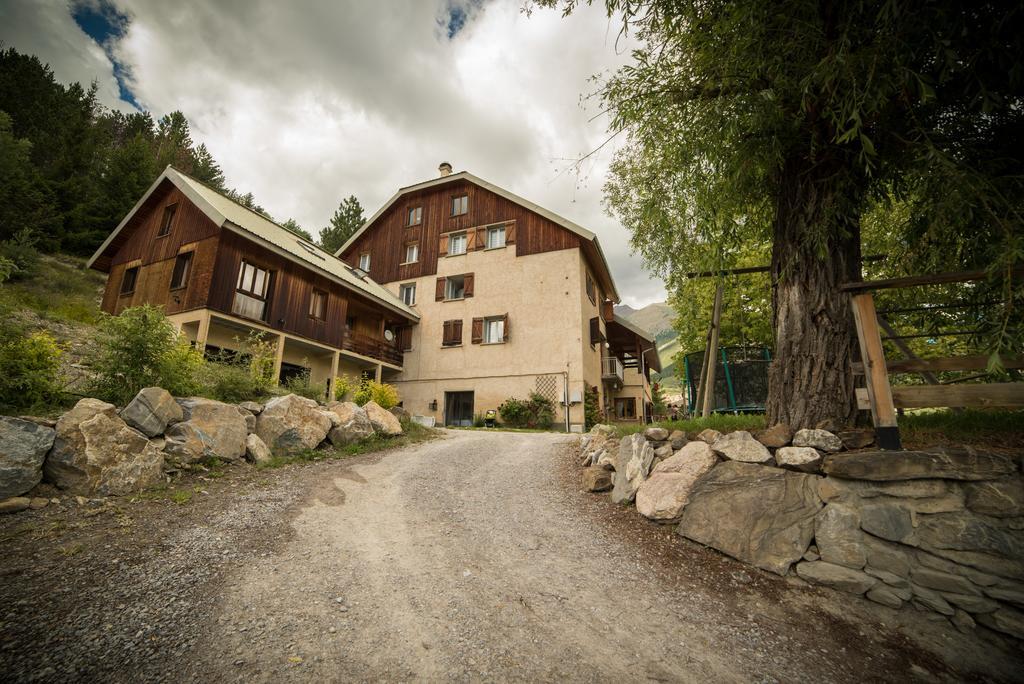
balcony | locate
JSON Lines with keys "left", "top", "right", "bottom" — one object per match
{"left": 602, "top": 356, "right": 624, "bottom": 385}
{"left": 342, "top": 331, "right": 403, "bottom": 367}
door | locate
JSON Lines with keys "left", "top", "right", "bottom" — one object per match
{"left": 444, "top": 391, "right": 474, "bottom": 427}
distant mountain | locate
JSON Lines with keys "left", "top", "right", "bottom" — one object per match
{"left": 614, "top": 301, "right": 674, "bottom": 339}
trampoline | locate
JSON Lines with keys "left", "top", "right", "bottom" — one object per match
{"left": 683, "top": 346, "right": 771, "bottom": 414}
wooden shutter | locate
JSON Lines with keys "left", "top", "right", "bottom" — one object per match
{"left": 464, "top": 273, "right": 474, "bottom": 298}
{"left": 471, "top": 317, "right": 483, "bottom": 344}
{"left": 442, "top": 320, "right": 452, "bottom": 346}
{"left": 453, "top": 319, "right": 463, "bottom": 345}
{"left": 435, "top": 277, "right": 446, "bottom": 301}
{"left": 502, "top": 313, "right": 510, "bottom": 342}
{"left": 439, "top": 234, "right": 449, "bottom": 256}
{"left": 398, "top": 325, "right": 412, "bottom": 351}
{"left": 589, "top": 316, "right": 601, "bottom": 345}
{"left": 602, "top": 300, "right": 614, "bottom": 322}
{"left": 505, "top": 222, "right": 516, "bottom": 245}
{"left": 474, "top": 227, "right": 486, "bottom": 250}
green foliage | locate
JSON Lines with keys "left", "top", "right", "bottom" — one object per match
{"left": 351, "top": 376, "right": 400, "bottom": 409}
{"left": 258, "top": 418, "right": 437, "bottom": 468}
{"left": 319, "top": 195, "right": 365, "bottom": 254}
{"left": 498, "top": 392, "right": 555, "bottom": 429}
{"left": 199, "top": 361, "right": 264, "bottom": 404}
{"left": 583, "top": 385, "right": 601, "bottom": 430}
{"left": 332, "top": 374, "right": 357, "bottom": 402}
{"left": 281, "top": 218, "right": 313, "bottom": 242}
{"left": 0, "top": 253, "right": 105, "bottom": 325}
{"left": 0, "top": 228, "right": 41, "bottom": 281}
{"left": 88, "top": 305, "right": 204, "bottom": 404}
{"left": 614, "top": 413, "right": 766, "bottom": 438}
{"left": 0, "top": 329, "right": 65, "bottom": 412}
{"left": 240, "top": 331, "right": 277, "bottom": 395}
{"left": 651, "top": 381, "right": 667, "bottom": 417}
{"left": 472, "top": 413, "right": 486, "bottom": 428}
{"left": 0, "top": 255, "right": 13, "bottom": 284}
{"left": 0, "top": 110, "right": 58, "bottom": 244}
{"left": 282, "top": 367, "right": 326, "bottom": 401}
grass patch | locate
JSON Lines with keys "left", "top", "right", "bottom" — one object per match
{"left": 612, "top": 413, "right": 766, "bottom": 438}
{"left": 170, "top": 489, "right": 193, "bottom": 505}
{"left": 448, "top": 425, "right": 553, "bottom": 433}
{"left": 0, "top": 254, "right": 105, "bottom": 325}
{"left": 899, "top": 409, "right": 1024, "bottom": 449}
{"left": 58, "top": 542, "right": 84, "bottom": 557}
{"left": 258, "top": 421, "right": 440, "bottom": 469}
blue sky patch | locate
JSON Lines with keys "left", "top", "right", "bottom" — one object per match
{"left": 70, "top": 0, "right": 139, "bottom": 109}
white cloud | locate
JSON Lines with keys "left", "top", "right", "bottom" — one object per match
{"left": 3, "top": 0, "right": 667, "bottom": 307}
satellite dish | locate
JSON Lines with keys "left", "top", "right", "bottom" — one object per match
{"left": 384, "top": 329, "right": 395, "bottom": 342}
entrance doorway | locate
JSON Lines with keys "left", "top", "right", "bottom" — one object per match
{"left": 444, "top": 391, "right": 474, "bottom": 427}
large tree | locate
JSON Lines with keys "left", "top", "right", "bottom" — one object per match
{"left": 543, "top": 0, "right": 1023, "bottom": 427}
{"left": 319, "top": 195, "right": 365, "bottom": 254}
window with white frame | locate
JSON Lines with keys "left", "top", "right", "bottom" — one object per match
{"left": 446, "top": 274, "right": 465, "bottom": 300}
{"left": 448, "top": 232, "right": 467, "bottom": 256}
{"left": 483, "top": 316, "right": 505, "bottom": 344}
{"left": 358, "top": 253, "right": 371, "bottom": 271}
{"left": 399, "top": 282, "right": 416, "bottom": 306}
{"left": 404, "top": 243, "right": 419, "bottom": 264}
{"left": 486, "top": 224, "right": 506, "bottom": 249}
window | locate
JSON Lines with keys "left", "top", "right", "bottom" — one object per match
{"left": 442, "top": 319, "right": 463, "bottom": 347}
{"left": 358, "top": 253, "right": 371, "bottom": 271}
{"left": 614, "top": 397, "right": 637, "bottom": 419}
{"left": 446, "top": 275, "right": 465, "bottom": 300}
{"left": 120, "top": 266, "right": 138, "bottom": 295}
{"left": 170, "top": 252, "right": 192, "bottom": 290}
{"left": 589, "top": 316, "right": 604, "bottom": 347}
{"left": 309, "top": 289, "right": 327, "bottom": 320}
{"left": 157, "top": 204, "right": 177, "bottom": 237}
{"left": 486, "top": 225, "right": 506, "bottom": 249}
{"left": 233, "top": 260, "right": 271, "bottom": 320}
{"left": 484, "top": 316, "right": 505, "bottom": 344}
{"left": 406, "top": 206, "right": 422, "bottom": 226}
{"left": 448, "top": 232, "right": 467, "bottom": 256}
{"left": 399, "top": 282, "right": 416, "bottom": 306}
{"left": 404, "top": 243, "right": 419, "bottom": 264}
{"left": 586, "top": 272, "right": 596, "bottom": 305}
{"left": 451, "top": 194, "right": 468, "bottom": 216}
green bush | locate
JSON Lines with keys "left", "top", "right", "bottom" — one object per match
{"left": 351, "top": 377, "right": 400, "bottom": 409}
{"left": 498, "top": 392, "right": 555, "bottom": 429}
{"left": 0, "top": 229, "right": 41, "bottom": 282}
{"left": 200, "top": 361, "right": 264, "bottom": 403}
{"left": 283, "top": 367, "right": 326, "bottom": 401}
{"left": 472, "top": 413, "right": 486, "bottom": 428}
{"left": 88, "top": 305, "right": 204, "bottom": 404}
{"left": 333, "top": 373, "right": 357, "bottom": 402}
{"left": 584, "top": 384, "right": 601, "bottom": 430}
{"left": 0, "top": 329, "right": 65, "bottom": 412}
{"left": 243, "top": 331, "right": 277, "bottom": 394}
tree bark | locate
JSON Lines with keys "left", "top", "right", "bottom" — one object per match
{"left": 766, "top": 155, "right": 862, "bottom": 429}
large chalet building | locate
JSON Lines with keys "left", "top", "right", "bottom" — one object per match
{"left": 89, "top": 163, "right": 658, "bottom": 431}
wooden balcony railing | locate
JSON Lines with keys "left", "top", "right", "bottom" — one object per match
{"left": 343, "top": 331, "right": 403, "bottom": 366}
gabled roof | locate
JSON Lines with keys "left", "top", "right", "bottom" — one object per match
{"left": 607, "top": 314, "right": 662, "bottom": 372}
{"left": 336, "top": 170, "right": 621, "bottom": 302}
{"left": 87, "top": 166, "right": 418, "bottom": 321}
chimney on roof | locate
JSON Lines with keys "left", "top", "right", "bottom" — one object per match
{"left": 438, "top": 161, "right": 453, "bottom": 177}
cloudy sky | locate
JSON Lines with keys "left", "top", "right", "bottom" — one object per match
{"left": 1, "top": 0, "right": 667, "bottom": 307}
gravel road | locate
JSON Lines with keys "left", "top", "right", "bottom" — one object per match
{"left": 2, "top": 429, "right": 1021, "bottom": 682}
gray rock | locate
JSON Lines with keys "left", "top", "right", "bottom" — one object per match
{"left": 823, "top": 447, "right": 1016, "bottom": 481}
{"left": 581, "top": 466, "right": 613, "bottom": 493}
{"left": 390, "top": 405, "right": 411, "bottom": 421}
{"left": 0, "top": 417, "right": 56, "bottom": 499}
{"left": 925, "top": 547, "right": 1024, "bottom": 582}
{"left": 865, "top": 586, "right": 904, "bottom": 609}
{"left": 792, "top": 429, "right": 843, "bottom": 453}
{"left": 44, "top": 398, "right": 118, "bottom": 490}
{"left": 865, "top": 567, "right": 911, "bottom": 590}
{"left": 815, "top": 503, "right": 866, "bottom": 569}
{"left": 912, "top": 567, "right": 980, "bottom": 595}
{"left": 696, "top": 428, "right": 721, "bottom": 444}
{"left": 795, "top": 561, "right": 877, "bottom": 594}
{"left": 755, "top": 423, "right": 793, "bottom": 449}
{"left": 775, "top": 446, "right": 823, "bottom": 473}
{"left": 864, "top": 537, "right": 913, "bottom": 577}
{"left": 244, "top": 433, "right": 273, "bottom": 465}
{"left": 963, "top": 479, "right": 1024, "bottom": 518}
{"left": 916, "top": 511, "right": 1023, "bottom": 559}
{"left": 860, "top": 503, "right": 915, "bottom": 544}
{"left": 644, "top": 427, "right": 669, "bottom": 442}
{"left": 325, "top": 402, "right": 375, "bottom": 446}
{"left": 636, "top": 446, "right": 718, "bottom": 521}
{"left": 653, "top": 444, "right": 674, "bottom": 461}
{"left": 241, "top": 410, "right": 257, "bottom": 434}
{"left": 677, "top": 462, "right": 822, "bottom": 575}
{"left": 951, "top": 609, "right": 976, "bottom": 634}
{"left": 256, "top": 394, "right": 333, "bottom": 455}
{"left": 983, "top": 583, "right": 1024, "bottom": 607}
{"left": 838, "top": 429, "right": 874, "bottom": 450}
{"left": 119, "top": 387, "right": 182, "bottom": 438}
{"left": 238, "top": 401, "right": 263, "bottom": 414}
{"left": 363, "top": 401, "right": 403, "bottom": 436}
{"left": 668, "top": 430, "right": 687, "bottom": 450}
{"left": 975, "top": 608, "right": 1024, "bottom": 639}
{"left": 711, "top": 431, "right": 772, "bottom": 464}
{"left": 597, "top": 451, "right": 616, "bottom": 471}
{"left": 911, "top": 585, "right": 955, "bottom": 616}
{"left": 611, "top": 434, "right": 655, "bottom": 505}
{"left": 0, "top": 496, "right": 32, "bottom": 513}
{"left": 818, "top": 477, "right": 953, "bottom": 502}
{"left": 940, "top": 591, "right": 999, "bottom": 614}
{"left": 165, "top": 398, "right": 248, "bottom": 463}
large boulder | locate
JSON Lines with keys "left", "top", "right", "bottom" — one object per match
{"left": 636, "top": 443, "right": 718, "bottom": 521}
{"left": 44, "top": 398, "right": 118, "bottom": 490}
{"left": 255, "top": 394, "right": 333, "bottom": 455}
{"left": 696, "top": 428, "right": 721, "bottom": 444}
{"left": 244, "top": 433, "right": 273, "bottom": 465}
{"left": 0, "top": 417, "right": 56, "bottom": 499}
{"left": 119, "top": 387, "right": 182, "bottom": 438}
{"left": 792, "top": 428, "right": 843, "bottom": 453}
{"left": 325, "top": 402, "right": 375, "bottom": 446}
{"left": 815, "top": 503, "right": 867, "bottom": 569}
{"left": 755, "top": 423, "right": 793, "bottom": 449}
{"left": 644, "top": 426, "right": 669, "bottom": 442}
{"left": 165, "top": 398, "right": 248, "bottom": 463}
{"left": 964, "top": 479, "right": 1024, "bottom": 518}
{"left": 823, "top": 447, "right": 1016, "bottom": 481}
{"left": 363, "top": 401, "right": 402, "bottom": 436}
{"left": 238, "top": 401, "right": 263, "bottom": 415}
{"left": 677, "top": 461, "right": 823, "bottom": 575}
{"left": 611, "top": 433, "right": 655, "bottom": 504}
{"left": 711, "top": 431, "right": 772, "bottom": 464}
{"left": 775, "top": 446, "right": 823, "bottom": 473}
{"left": 668, "top": 430, "right": 687, "bottom": 450}
{"left": 582, "top": 466, "right": 613, "bottom": 492}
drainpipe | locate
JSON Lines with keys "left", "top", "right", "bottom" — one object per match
{"left": 639, "top": 346, "right": 654, "bottom": 424}
{"left": 563, "top": 368, "right": 570, "bottom": 433}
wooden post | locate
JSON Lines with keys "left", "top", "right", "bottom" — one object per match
{"left": 851, "top": 293, "right": 901, "bottom": 449}
{"left": 374, "top": 363, "right": 383, "bottom": 383}
{"left": 329, "top": 351, "right": 340, "bottom": 400}
{"left": 195, "top": 311, "right": 211, "bottom": 354}
{"left": 272, "top": 334, "right": 286, "bottom": 387}
{"left": 701, "top": 283, "right": 724, "bottom": 418}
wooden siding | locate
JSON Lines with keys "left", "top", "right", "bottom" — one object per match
{"left": 102, "top": 236, "right": 219, "bottom": 316}
{"left": 341, "top": 179, "right": 582, "bottom": 284}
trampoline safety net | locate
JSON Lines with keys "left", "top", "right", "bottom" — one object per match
{"left": 683, "top": 347, "right": 771, "bottom": 414}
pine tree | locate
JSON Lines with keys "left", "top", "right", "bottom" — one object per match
{"left": 318, "top": 195, "right": 364, "bottom": 254}
{"left": 281, "top": 218, "right": 313, "bottom": 241}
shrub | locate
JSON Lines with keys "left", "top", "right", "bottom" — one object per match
{"left": 283, "top": 367, "right": 326, "bottom": 401}
{"left": 472, "top": 413, "right": 486, "bottom": 428}
{"left": 351, "top": 377, "right": 400, "bottom": 409}
{"left": 88, "top": 305, "right": 204, "bottom": 404}
{"left": 200, "top": 361, "right": 263, "bottom": 403}
{"left": 0, "top": 229, "right": 40, "bottom": 282}
{"left": 242, "top": 331, "right": 277, "bottom": 394}
{"left": 498, "top": 392, "right": 555, "bottom": 429}
{"left": 584, "top": 384, "right": 601, "bottom": 430}
{"left": 333, "top": 373, "right": 357, "bottom": 402}
{"left": 0, "top": 329, "right": 65, "bottom": 412}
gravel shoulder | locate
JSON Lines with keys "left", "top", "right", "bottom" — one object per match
{"left": 1, "top": 430, "right": 1021, "bottom": 682}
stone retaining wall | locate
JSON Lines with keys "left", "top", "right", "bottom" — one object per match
{"left": 578, "top": 424, "right": 1024, "bottom": 641}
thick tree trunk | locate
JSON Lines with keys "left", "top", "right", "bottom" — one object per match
{"left": 766, "top": 156, "right": 862, "bottom": 429}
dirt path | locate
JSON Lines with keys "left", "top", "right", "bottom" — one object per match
{"left": 2, "top": 430, "right": 1020, "bottom": 682}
